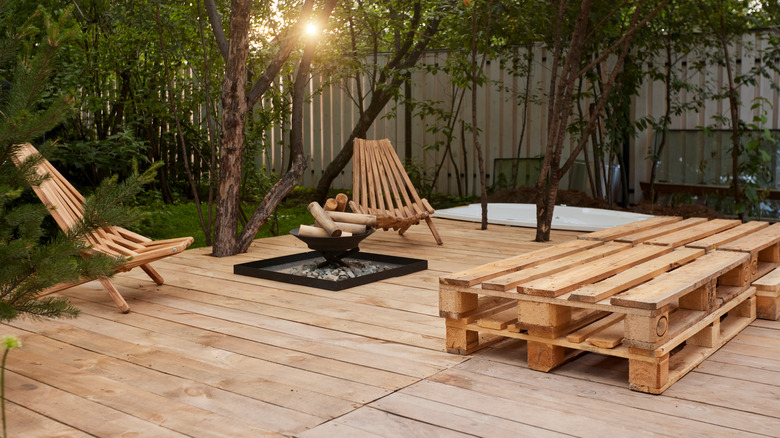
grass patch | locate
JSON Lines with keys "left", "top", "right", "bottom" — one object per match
{"left": 132, "top": 187, "right": 475, "bottom": 249}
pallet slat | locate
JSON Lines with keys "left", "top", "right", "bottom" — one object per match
{"left": 520, "top": 244, "right": 672, "bottom": 297}
{"left": 568, "top": 248, "right": 703, "bottom": 303}
{"left": 615, "top": 217, "right": 708, "bottom": 245}
{"left": 719, "top": 222, "right": 780, "bottom": 255}
{"left": 609, "top": 251, "right": 749, "bottom": 311}
{"left": 566, "top": 313, "right": 624, "bottom": 344}
{"left": 687, "top": 221, "right": 769, "bottom": 251}
{"left": 482, "top": 242, "right": 630, "bottom": 292}
{"left": 578, "top": 216, "right": 682, "bottom": 241}
{"left": 439, "top": 239, "right": 602, "bottom": 287}
{"left": 644, "top": 219, "right": 741, "bottom": 247}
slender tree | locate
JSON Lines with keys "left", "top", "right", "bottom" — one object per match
{"left": 468, "top": 0, "right": 493, "bottom": 229}
{"left": 695, "top": 0, "right": 774, "bottom": 219}
{"left": 534, "top": 0, "right": 669, "bottom": 241}
{"left": 206, "top": 0, "right": 338, "bottom": 256}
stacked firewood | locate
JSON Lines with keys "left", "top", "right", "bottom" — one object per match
{"left": 298, "top": 193, "right": 377, "bottom": 238}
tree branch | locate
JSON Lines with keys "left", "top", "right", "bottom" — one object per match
{"left": 576, "top": 0, "right": 670, "bottom": 78}
{"left": 245, "top": 0, "right": 316, "bottom": 108}
{"left": 204, "top": 0, "right": 229, "bottom": 62}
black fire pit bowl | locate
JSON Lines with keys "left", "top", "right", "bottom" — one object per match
{"left": 233, "top": 251, "right": 427, "bottom": 291}
{"left": 290, "top": 227, "right": 375, "bottom": 252}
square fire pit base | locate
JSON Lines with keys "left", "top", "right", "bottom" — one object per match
{"left": 233, "top": 251, "right": 427, "bottom": 291}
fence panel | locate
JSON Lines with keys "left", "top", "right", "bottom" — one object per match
{"left": 256, "top": 33, "right": 779, "bottom": 203}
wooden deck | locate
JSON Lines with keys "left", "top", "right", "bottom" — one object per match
{"left": 4, "top": 218, "right": 780, "bottom": 437}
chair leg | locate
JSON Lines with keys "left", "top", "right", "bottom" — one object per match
{"left": 398, "top": 223, "right": 413, "bottom": 235}
{"left": 98, "top": 278, "right": 131, "bottom": 313}
{"left": 141, "top": 264, "right": 165, "bottom": 285}
{"left": 425, "top": 216, "right": 443, "bottom": 245}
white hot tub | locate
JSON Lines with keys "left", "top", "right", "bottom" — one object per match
{"left": 432, "top": 203, "right": 653, "bottom": 232}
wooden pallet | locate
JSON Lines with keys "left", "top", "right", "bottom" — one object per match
{"left": 439, "top": 217, "right": 766, "bottom": 394}
{"left": 444, "top": 288, "right": 755, "bottom": 394}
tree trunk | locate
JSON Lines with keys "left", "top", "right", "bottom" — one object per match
{"left": 720, "top": 36, "right": 743, "bottom": 220}
{"left": 648, "top": 41, "right": 672, "bottom": 206}
{"left": 212, "top": 0, "right": 251, "bottom": 257}
{"left": 470, "top": 0, "right": 490, "bottom": 230}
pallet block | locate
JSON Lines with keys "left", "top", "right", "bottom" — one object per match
{"left": 629, "top": 293, "right": 755, "bottom": 394}
{"left": 717, "top": 222, "right": 780, "bottom": 320}
{"left": 752, "top": 266, "right": 780, "bottom": 320}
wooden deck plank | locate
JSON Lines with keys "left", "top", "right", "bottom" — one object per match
{"left": 370, "top": 391, "right": 568, "bottom": 437}
{"left": 119, "top": 262, "right": 445, "bottom": 339}
{"left": 663, "top": 372, "right": 780, "bottom": 418}
{"left": 111, "top": 278, "right": 445, "bottom": 351}
{"left": 303, "top": 406, "right": 473, "bottom": 438}
{"left": 6, "top": 348, "right": 281, "bottom": 437}
{"left": 5, "top": 371, "right": 190, "bottom": 437}
{"left": 158, "top": 256, "right": 440, "bottom": 314}
{"left": 1, "top": 218, "right": 775, "bottom": 437}
{"left": 402, "top": 379, "right": 635, "bottom": 436}
{"left": 63, "top": 295, "right": 419, "bottom": 391}
{"left": 472, "top": 347, "right": 778, "bottom": 436}
{"left": 66, "top": 277, "right": 461, "bottom": 377}
{"left": 297, "top": 421, "right": 387, "bottom": 438}
{"left": 11, "top": 330, "right": 323, "bottom": 435}
{"left": 425, "top": 365, "right": 737, "bottom": 437}
{"left": 8, "top": 317, "right": 363, "bottom": 419}
{"left": 4, "top": 401, "right": 92, "bottom": 438}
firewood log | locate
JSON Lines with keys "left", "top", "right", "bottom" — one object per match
{"left": 324, "top": 198, "right": 338, "bottom": 211}
{"left": 325, "top": 211, "right": 377, "bottom": 227}
{"left": 299, "top": 224, "right": 351, "bottom": 238}
{"left": 335, "top": 193, "right": 349, "bottom": 212}
{"left": 307, "top": 202, "right": 341, "bottom": 236}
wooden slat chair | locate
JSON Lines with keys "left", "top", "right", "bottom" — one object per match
{"left": 351, "top": 138, "right": 443, "bottom": 245}
{"left": 13, "top": 143, "right": 194, "bottom": 313}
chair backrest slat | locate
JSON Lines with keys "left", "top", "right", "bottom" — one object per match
{"left": 349, "top": 138, "right": 442, "bottom": 244}
{"left": 12, "top": 143, "right": 141, "bottom": 256}
{"left": 376, "top": 139, "right": 415, "bottom": 216}
{"left": 352, "top": 138, "right": 433, "bottom": 219}
{"left": 352, "top": 138, "right": 363, "bottom": 210}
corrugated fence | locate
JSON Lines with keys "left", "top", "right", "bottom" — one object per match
{"left": 259, "top": 34, "right": 780, "bottom": 203}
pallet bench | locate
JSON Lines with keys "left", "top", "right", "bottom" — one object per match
{"left": 439, "top": 217, "right": 777, "bottom": 394}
